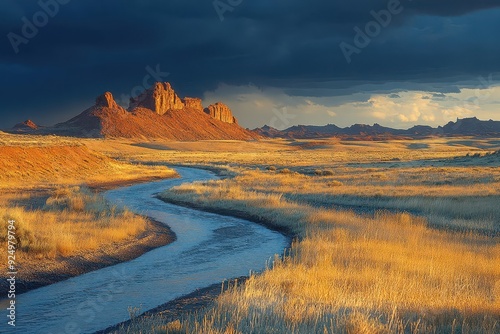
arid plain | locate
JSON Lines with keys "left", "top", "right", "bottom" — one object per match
{"left": 1, "top": 131, "right": 499, "bottom": 333}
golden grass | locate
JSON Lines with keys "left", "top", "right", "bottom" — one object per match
{"left": 3, "top": 134, "right": 500, "bottom": 332}
{"left": 228, "top": 166, "right": 500, "bottom": 198}
{"left": 0, "top": 186, "right": 148, "bottom": 258}
{"left": 86, "top": 136, "right": 500, "bottom": 199}
{"left": 0, "top": 132, "right": 179, "bottom": 291}
{"left": 0, "top": 132, "right": 177, "bottom": 259}
{"left": 98, "top": 137, "right": 500, "bottom": 167}
{"left": 138, "top": 167, "right": 500, "bottom": 333}
{"left": 161, "top": 170, "right": 500, "bottom": 236}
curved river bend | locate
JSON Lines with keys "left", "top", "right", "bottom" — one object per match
{"left": 1, "top": 167, "right": 288, "bottom": 334}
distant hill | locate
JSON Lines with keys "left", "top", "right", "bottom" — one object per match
{"left": 12, "top": 119, "right": 39, "bottom": 132}
{"left": 253, "top": 117, "right": 500, "bottom": 139}
{"left": 441, "top": 117, "right": 500, "bottom": 136}
{"left": 9, "top": 83, "right": 259, "bottom": 140}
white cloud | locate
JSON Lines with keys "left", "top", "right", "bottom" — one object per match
{"left": 442, "top": 106, "right": 474, "bottom": 119}
{"left": 327, "top": 111, "right": 337, "bottom": 117}
{"left": 202, "top": 83, "right": 500, "bottom": 129}
{"left": 359, "top": 93, "right": 438, "bottom": 126}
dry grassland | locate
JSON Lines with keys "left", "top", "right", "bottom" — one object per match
{"left": 111, "top": 137, "right": 500, "bottom": 333}
{"left": 2, "top": 132, "right": 499, "bottom": 332}
{"left": 0, "top": 132, "right": 177, "bottom": 292}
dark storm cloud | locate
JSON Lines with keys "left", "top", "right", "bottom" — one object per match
{"left": 0, "top": 0, "right": 499, "bottom": 127}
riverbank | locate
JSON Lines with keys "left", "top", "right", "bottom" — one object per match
{"left": 99, "top": 192, "right": 296, "bottom": 334}
{"left": 0, "top": 175, "right": 179, "bottom": 296}
{"left": 98, "top": 277, "right": 248, "bottom": 334}
{"left": 0, "top": 134, "right": 182, "bottom": 296}
{"left": 88, "top": 174, "right": 179, "bottom": 192}
{"left": 4, "top": 167, "right": 288, "bottom": 333}
{"left": 157, "top": 196, "right": 297, "bottom": 240}
{"left": 127, "top": 166, "right": 499, "bottom": 333}
{"left": 0, "top": 218, "right": 175, "bottom": 296}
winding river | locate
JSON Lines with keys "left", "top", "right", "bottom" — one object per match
{"left": 1, "top": 167, "right": 288, "bottom": 334}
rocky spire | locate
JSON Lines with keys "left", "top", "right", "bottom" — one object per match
{"left": 129, "top": 82, "right": 185, "bottom": 115}
{"left": 95, "top": 92, "right": 119, "bottom": 109}
{"left": 204, "top": 102, "right": 237, "bottom": 124}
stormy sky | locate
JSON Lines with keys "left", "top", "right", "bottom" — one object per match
{"left": 1, "top": 0, "right": 500, "bottom": 129}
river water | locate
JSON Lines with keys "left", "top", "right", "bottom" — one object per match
{"left": 0, "top": 167, "right": 288, "bottom": 334}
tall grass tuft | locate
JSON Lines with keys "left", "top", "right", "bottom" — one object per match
{"left": 0, "top": 186, "right": 148, "bottom": 258}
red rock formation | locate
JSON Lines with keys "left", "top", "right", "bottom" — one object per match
{"left": 56, "top": 92, "right": 128, "bottom": 137}
{"left": 95, "top": 92, "right": 118, "bottom": 109}
{"left": 129, "top": 82, "right": 184, "bottom": 115}
{"left": 13, "top": 119, "right": 38, "bottom": 130}
{"left": 204, "top": 102, "right": 237, "bottom": 124}
{"left": 46, "top": 84, "right": 259, "bottom": 140}
{"left": 182, "top": 97, "right": 203, "bottom": 112}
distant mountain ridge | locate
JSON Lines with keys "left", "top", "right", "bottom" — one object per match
{"left": 8, "top": 82, "right": 258, "bottom": 140}
{"left": 254, "top": 117, "right": 500, "bottom": 139}
{"left": 8, "top": 88, "right": 500, "bottom": 140}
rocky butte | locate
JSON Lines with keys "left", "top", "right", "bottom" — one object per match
{"left": 129, "top": 82, "right": 184, "bottom": 115}
{"left": 127, "top": 82, "right": 237, "bottom": 124}
{"left": 12, "top": 82, "right": 258, "bottom": 140}
{"left": 182, "top": 97, "right": 204, "bottom": 113}
{"left": 204, "top": 102, "right": 237, "bottom": 124}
